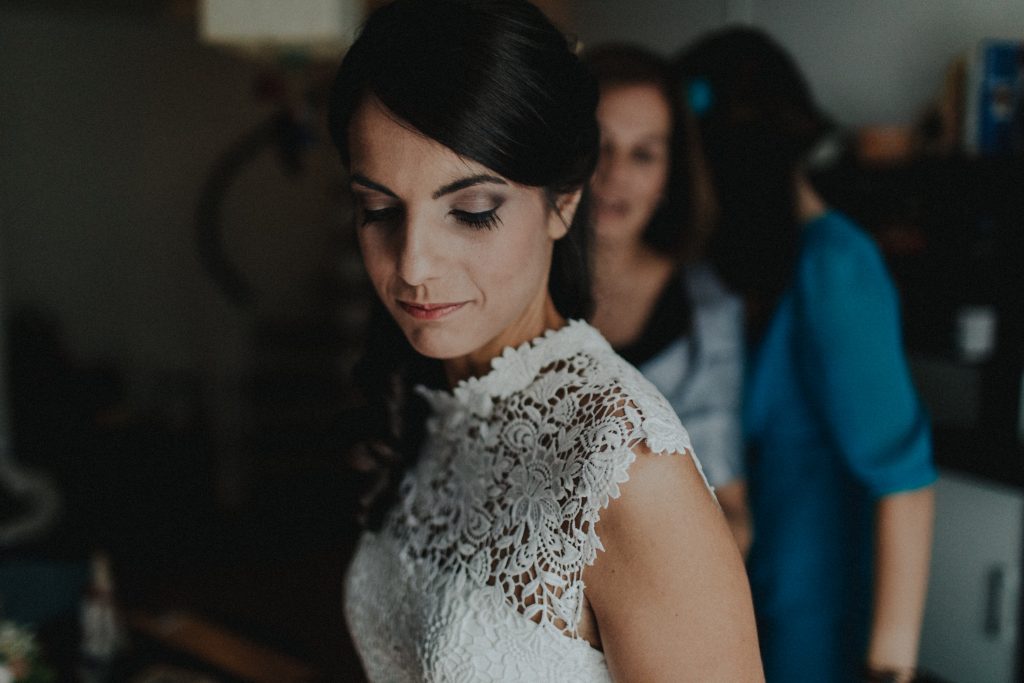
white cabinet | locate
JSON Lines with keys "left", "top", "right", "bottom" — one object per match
{"left": 919, "top": 470, "right": 1023, "bottom": 683}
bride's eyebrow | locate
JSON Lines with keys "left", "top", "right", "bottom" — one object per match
{"left": 350, "top": 174, "right": 398, "bottom": 197}
{"left": 432, "top": 175, "right": 507, "bottom": 200}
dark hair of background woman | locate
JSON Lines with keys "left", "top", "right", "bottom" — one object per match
{"left": 328, "top": 0, "right": 600, "bottom": 528}
{"left": 584, "top": 44, "right": 696, "bottom": 257}
{"left": 674, "top": 27, "right": 833, "bottom": 338}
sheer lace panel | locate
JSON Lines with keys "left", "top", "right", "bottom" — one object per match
{"left": 344, "top": 321, "right": 704, "bottom": 682}
{"left": 392, "top": 323, "right": 694, "bottom": 636}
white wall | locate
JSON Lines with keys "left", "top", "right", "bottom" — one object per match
{"left": 571, "top": 0, "right": 1024, "bottom": 126}
{"left": 572, "top": 0, "right": 734, "bottom": 55}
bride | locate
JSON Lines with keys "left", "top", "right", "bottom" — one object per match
{"left": 330, "top": 1, "right": 762, "bottom": 680}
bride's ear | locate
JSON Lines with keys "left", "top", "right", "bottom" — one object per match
{"left": 547, "top": 188, "right": 583, "bottom": 240}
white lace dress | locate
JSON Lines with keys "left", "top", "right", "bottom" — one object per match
{"left": 344, "top": 320, "right": 709, "bottom": 682}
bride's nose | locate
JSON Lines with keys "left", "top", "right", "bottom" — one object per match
{"left": 396, "top": 212, "right": 444, "bottom": 287}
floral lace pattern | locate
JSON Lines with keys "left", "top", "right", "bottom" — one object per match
{"left": 344, "top": 321, "right": 705, "bottom": 682}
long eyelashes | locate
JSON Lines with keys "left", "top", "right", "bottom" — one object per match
{"left": 359, "top": 206, "right": 502, "bottom": 231}
{"left": 449, "top": 208, "right": 502, "bottom": 231}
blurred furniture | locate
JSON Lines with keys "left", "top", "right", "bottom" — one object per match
{"left": 909, "top": 355, "right": 1024, "bottom": 683}
{"left": 813, "top": 155, "right": 1023, "bottom": 482}
{"left": 814, "top": 154, "right": 1024, "bottom": 682}
{"left": 918, "top": 471, "right": 1022, "bottom": 683}
{"left": 128, "top": 610, "right": 319, "bottom": 683}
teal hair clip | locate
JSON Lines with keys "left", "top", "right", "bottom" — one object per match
{"left": 686, "top": 78, "right": 713, "bottom": 117}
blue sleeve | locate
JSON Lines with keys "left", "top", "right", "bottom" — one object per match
{"left": 793, "top": 213, "right": 936, "bottom": 497}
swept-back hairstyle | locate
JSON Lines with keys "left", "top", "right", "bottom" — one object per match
{"left": 328, "top": 0, "right": 600, "bottom": 527}
{"left": 675, "top": 27, "right": 833, "bottom": 334}
{"left": 584, "top": 43, "right": 701, "bottom": 257}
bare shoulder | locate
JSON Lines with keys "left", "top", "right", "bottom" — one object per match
{"left": 582, "top": 442, "right": 764, "bottom": 682}
{"left": 585, "top": 443, "right": 729, "bottom": 598}
{"left": 599, "top": 442, "right": 719, "bottom": 537}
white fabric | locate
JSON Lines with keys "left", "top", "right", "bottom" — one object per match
{"left": 344, "top": 320, "right": 708, "bottom": 682}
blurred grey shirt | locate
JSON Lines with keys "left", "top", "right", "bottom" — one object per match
{"left": 638, "top": 263, "right": 745, "bottom": 488}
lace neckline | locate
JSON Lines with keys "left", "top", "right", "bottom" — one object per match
{"left": 415, "top": 319, "right": 610, "bottom": 412}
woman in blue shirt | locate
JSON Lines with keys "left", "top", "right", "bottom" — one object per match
{"left": 677, "top": 28, "right": 936, "bottom": 683}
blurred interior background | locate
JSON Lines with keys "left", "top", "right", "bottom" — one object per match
{"left": 0, "top": 1, "right": 1021, "bottom": 681}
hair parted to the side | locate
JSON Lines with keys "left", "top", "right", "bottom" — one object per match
{"left": 328, "top": 0, "right": 600, "bottom": 528}
{"left": 674, "top": 27, "right": 834, "bottom": 336}
{"left": 583, "top": 43, "right": 704, "bottom": 259}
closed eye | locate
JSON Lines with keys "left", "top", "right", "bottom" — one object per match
{"left": 450, "top": 208, "right": 502, "bottom": 231}
{"left": 360, "top": 206, "right": 402, "bottom": 227}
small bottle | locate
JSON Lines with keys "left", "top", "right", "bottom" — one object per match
{"left": 79, "top": 552, "right": 123, "bottom": 683}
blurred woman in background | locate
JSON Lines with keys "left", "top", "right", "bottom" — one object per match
{"left": 585, "top": 44, "right": 751, "bottom": 554}
{"left": 677, "top": 27, "right": 937, "bottom": 683}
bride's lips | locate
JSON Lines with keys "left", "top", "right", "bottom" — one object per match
{"left": 397, "top": 300, "right": 468, "bottom": 320}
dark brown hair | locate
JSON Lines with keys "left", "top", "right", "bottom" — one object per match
{"left": 675, "top": 27, "right": 834, "bottom": 334}
{"left": 329, "top": 0, "right": 600, "bottom": 528}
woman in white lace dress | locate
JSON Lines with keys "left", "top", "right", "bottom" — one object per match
{"left": 329, "top": 1, "right": 762, "bottom": 681}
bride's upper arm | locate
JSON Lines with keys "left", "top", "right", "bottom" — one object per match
{"left": 582, "top": 443, "right": 764, "bottom": 682}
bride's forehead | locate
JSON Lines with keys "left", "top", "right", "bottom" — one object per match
{"left": 349, "top": 101, "right": 498, "bottom": 187}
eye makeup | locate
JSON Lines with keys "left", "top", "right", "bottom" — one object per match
{"left": 350, "top": 175, "right": 508, "bottom": 231}
{"left": 449, "top": 193, "right": 504, "bottom": 230}
{"left": 450, "top": 207, "right": 502, "bottom": 230}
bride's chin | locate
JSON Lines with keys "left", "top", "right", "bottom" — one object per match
{"left": 402, "top": 328, "right": 471, "bottom": 361}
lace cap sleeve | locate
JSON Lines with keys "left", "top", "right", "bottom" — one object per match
{"left": 559, "top": 358, "right": 708, "bottom": 544}
{"left": 508, "top": 350, "right": 710, "bottom": 636}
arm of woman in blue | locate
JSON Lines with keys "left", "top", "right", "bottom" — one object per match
{"left": 795, "top": 211, "right": 936, "bottom": 676}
